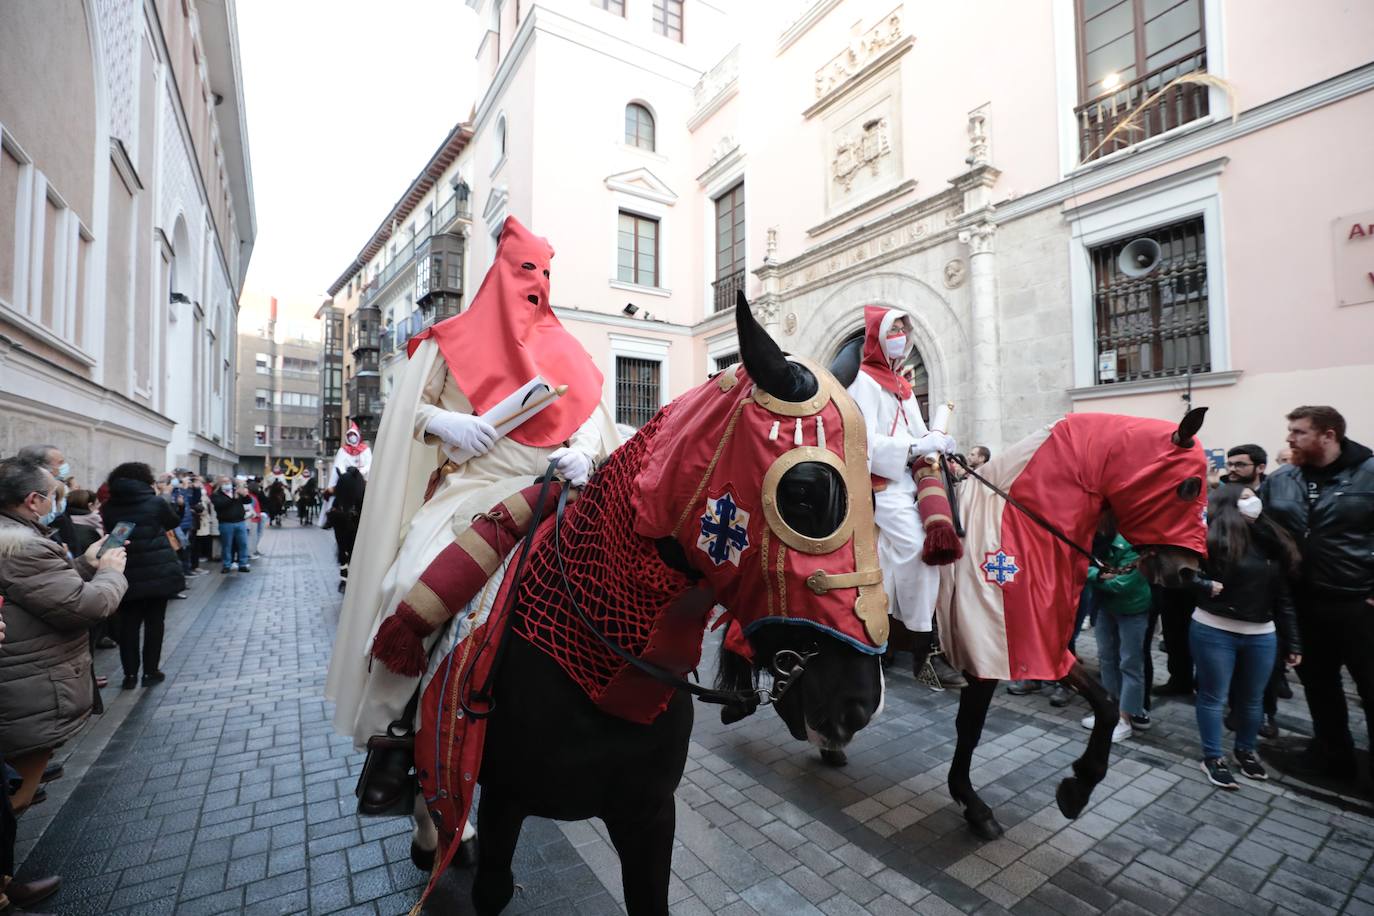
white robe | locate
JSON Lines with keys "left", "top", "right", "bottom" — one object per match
{"left": 848, "top": 363, "right": 940, "bottom": 633}
{"left": 324, "top": 337, "right": 618, "bottom": 746}
{"left": 318, "top": 445, "right": 372, "bottom": 527}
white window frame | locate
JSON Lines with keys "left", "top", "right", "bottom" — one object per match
{"left": 706, "top": 332, "right": 739, "bottom": 377}
{"left": 1066, "top": 159, "right": 1229, "bottom": 390}
{"left": 609, "top": 201, "right": 671, "bottom": 297}
{"left": 1053, "top": 0, "right": 1229, "bottom": 178}
{"left": 608, "top": 333, "right": 669, "bottom": 427}
{"left": 253, "top": 424, "right": 269, "bottom": 447}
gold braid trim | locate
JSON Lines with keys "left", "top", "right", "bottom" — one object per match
{"left": 671, "top": 396, "right": 749, "bottom": 538}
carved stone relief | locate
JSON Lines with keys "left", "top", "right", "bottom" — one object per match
{"left": 823, "top": 70, "right": 902, "bottom": 214}
{"left": 813, "top": 8, "right": 904, "bottom": 101}
{"left": 943, "top": 259, "right": 966, "bottom": 289}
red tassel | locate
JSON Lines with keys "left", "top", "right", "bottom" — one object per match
{"left": 922, "top": 523, "right": 964, "bottom": 565}
{"left": 370, "top": 604, "right": 433, "bottom": 676}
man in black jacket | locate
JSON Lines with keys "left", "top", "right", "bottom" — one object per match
{"left": 1262, "top": 405, "right": 1374, "bottom": 780}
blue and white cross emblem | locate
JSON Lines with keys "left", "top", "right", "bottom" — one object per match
{"left": 697, "top": 491, "right": 751, "bottom": 567}
{"left": 982, "top": 549, "right": 1020, "bottom": 587}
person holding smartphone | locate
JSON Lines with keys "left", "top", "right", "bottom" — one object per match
{"left": 99, "top": 463, "right": 185, "bottom": 689}
{"left": 0, "top": 457, "right": 127, "bottom": 822}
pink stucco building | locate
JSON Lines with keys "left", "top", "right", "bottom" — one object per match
{"left": 324, "top": 0, "right": 1374, "bottom": 464}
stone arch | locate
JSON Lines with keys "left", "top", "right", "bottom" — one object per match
{"left": 796, "top": 270, "right": 972, "bottom": 428}
{"left": 170, "top": 213, "right": 192, "bottom": 298}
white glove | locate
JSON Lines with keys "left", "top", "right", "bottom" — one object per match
{"left": 549, "top": 447, "right": 594, "bottom": 487}
{"left": 426, "top": 410, "right": 497, "bottom": 458}
{"left": 909, "top": 431, "right": 956, "bottom": 461}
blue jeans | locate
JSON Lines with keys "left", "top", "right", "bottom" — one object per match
{"left": 1095, "top": 606, "right": 1148, "bottom": 717}
{"left": 1191, "top": 619, "right": 1277, "bottom": 759}
{"left": 220, "top": 521, "right": 248, "bottom": 569}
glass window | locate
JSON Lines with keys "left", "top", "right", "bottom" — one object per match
{"left": 594, "top": 0, "right": 625, "bottom": 14}
{"left": 617, "top": 212, "right": 659, "bottom": 288}
{"left": 653, "top": 0, "right": 683, "bottom": 41}
{"left": 625, "top": 103, "right": 655, "bottom": 151}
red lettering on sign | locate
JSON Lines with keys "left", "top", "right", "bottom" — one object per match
{"left": 1353, "top": 224, "right": 1369, "bottom": 239}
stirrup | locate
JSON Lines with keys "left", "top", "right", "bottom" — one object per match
{"left": 916, "top": 656, "right": 945, "bottom": 692}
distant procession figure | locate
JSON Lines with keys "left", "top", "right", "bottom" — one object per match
{"left": 324, "top": 216, "right": 617, "bottom": 870}
{"left": 319, "top": 422, "right": 372, "bottom": 529}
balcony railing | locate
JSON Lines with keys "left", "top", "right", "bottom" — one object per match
{"left": 359, "top": 193, "right": 472, "bottom": 308}
{"left": 712, "top": 269, "right": 746, "bottom": 313}
{"left": 1075, "top": 49, "right": 1208, "bottom": 163}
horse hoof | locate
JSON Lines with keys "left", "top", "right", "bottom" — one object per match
{"left": 1056, "top": 777, "right": 1091, "bottom": 819}
{"left": 820, "top": 748, "right": 848, "bottom": 767}
{"left": 963, "top": 808, "right": 1004, "bottom": 840}
{"left": 456, "top": 836, "right": 478, "bottom": 868}
{"left": 410, "top": 840, "right": 436, "bottom": 872}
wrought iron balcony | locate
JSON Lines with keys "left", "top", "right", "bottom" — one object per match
{"left": 1075, "top": 49, "right": 1208, "bottom": 163}
{"left": 712, "top": 269, "right": 746, "bottom": 313}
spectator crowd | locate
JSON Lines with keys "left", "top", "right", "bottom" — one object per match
{"left": 0, "top": 443, "right": 296, "bottom": 914}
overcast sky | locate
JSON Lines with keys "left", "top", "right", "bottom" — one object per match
{"left": 237, "top": 0, "right": 478, "bottom": 307}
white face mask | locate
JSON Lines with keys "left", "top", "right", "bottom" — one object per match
{"left": 883, "top": 334, "right": 907, "bottom": 359}
{"left": 1237, "top": 494, "right": 1263, "bottom": 520}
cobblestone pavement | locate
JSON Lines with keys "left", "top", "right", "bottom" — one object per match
{"left": 17, "top": 526, "right": 1374, "bottom": 914}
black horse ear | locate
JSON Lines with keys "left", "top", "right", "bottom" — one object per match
{"left": 829, "top": 336, "right": 863, "bottom": 388}
{"left": 736, "top": 290, "right": 817, "bottom": 401}
{"left": 1172, "top": 406, "right": 1208, "bottom": 448}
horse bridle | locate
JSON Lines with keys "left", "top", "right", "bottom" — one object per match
{"left": 946, "top": 454, "right": 1135, "bottom": 575}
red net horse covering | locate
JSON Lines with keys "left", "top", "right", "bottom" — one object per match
{"left": 511, "top": 402, "right": 713, "bottom": 724}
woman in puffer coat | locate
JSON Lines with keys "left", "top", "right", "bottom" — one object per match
{"left": 0, "top": 456, "right": 127, "bottom": 812}
{"left": 100, "top": 463, "right": 186, "bottom": 689}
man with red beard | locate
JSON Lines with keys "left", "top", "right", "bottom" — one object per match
{"left": 1262, "top": 405, "right": 1374, "bottom": 782}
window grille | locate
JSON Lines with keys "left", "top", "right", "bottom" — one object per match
{"left": 615, "top": 356, "right": 661, "bottom": 428}
{"left": 1091, "top": 215, "right": 1209, "bottom": 385}
{"left": 625, "top": 103, "right": 655, "bottom": 151}
{"left": 713, "top": 183, "right": 745, "bottom": 311}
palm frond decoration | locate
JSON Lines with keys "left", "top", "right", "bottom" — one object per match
{"left": 1086, "top": 72, "right": 1239, "bottom": 162}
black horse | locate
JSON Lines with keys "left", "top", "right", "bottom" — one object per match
{"left": 297, "top": 477, "right": 319, "bottom": 525}
{"left": 328, "top": 467, "right": 365, "bottom": 593}
{"left": 266, "top": 480, "right": 288, "bottom": 527}
{"left": 423, "top": 296, "right": 887, "bottom": 915}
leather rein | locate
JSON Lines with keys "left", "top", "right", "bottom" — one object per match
{"left": 945, "top": 453, "right": 1130, "bottom": 574}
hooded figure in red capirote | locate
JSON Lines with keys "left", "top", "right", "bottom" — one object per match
{"left": 325, "top": 215, "right": 618, "bottom": 857}
{"left": 848, "top": 306, "right": 956, "bottom": 676}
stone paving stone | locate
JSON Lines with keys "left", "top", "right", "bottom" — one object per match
{"left": 17, "top": 525, "right": 1374, "bottom": 914}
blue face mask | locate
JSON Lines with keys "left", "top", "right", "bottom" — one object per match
{"left": 39, "top": 494, "right": 62, "bottom": 526}
{"left": 55, "top": 462, "right": 71, "bottom": 480}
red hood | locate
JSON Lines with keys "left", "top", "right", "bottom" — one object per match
{"left": 409, "top": 216, "right": 603, "bottom": 447}
{"left": 859, "top": 305, "right": 911, "bottom": 398}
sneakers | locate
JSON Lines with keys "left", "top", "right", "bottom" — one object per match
{"left": 121, "top": 675, "right": 138, "bottom": 690}
{"left": 221, "top": 566, "right": 232, "bottom": 574}
{"left": 1258, "top": 716, "right": 1279, "bottom": 740}
{"left": 1006, "top": 679, "right": 1042, "bottom": 695}
{"left": 1234, "top": 749, "right": 1268, "bottom": 781}
{"left": 1202, "top": 757, "right": 1239, "bottom": 789}
{"left": 239, "top": 565, "right": 251, "bottom": 573}
{"left": 1049, "top": 684, "right": 1074, "bottom": 707}
{"left": 1081, "top": 715, "right": 1132, "bottom": 743}
{"left": 1129, "top": 713, "right": 1152, "bottom": 731}
{"left": 1152, "top": 681, "right": 1193, "bottom": 697}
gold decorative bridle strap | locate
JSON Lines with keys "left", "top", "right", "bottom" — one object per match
{"left": 805, "top": 567, "right": 884, "bottom": 595}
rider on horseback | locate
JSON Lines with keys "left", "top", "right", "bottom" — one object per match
{"left": 847, "top": 306, "right": 958, "bottom": 682}
{"left": 324, "top": 216, "right": 618, "bottom": 871}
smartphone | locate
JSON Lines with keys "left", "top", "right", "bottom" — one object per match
{"left": 98, "top": 520, "right": 137, "bottom": 557}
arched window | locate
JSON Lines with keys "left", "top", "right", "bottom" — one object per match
{"left": 625, "top": 103, "right": 655, "bottom": 151}
{"left": 496, "top": 115, "right": 507, "bottom": 163}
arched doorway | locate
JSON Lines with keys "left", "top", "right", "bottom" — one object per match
{"left": 834, "top": 329, "right": 931, "bottom": 420}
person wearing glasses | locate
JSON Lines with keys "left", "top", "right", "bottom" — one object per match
{"left": 1222, "top": 444, "right": 1267, "bottom": 488}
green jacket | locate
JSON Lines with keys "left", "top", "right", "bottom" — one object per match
{"left": 1086, "top": 535, "right": 1152, "bottom": 615}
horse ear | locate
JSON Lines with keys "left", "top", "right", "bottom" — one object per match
{"left": 1172, "top": 406, "right": 1208, "bottom": 448}
{"left": 735, "top": 290, "right": 817, "bottom": 401}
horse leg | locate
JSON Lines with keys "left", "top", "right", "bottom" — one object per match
{"left": 471, "top": 787, "right": 526, "bottom": 916}
{"left": 1055, "top": 660, "right": 1117, "bottom": 818}
{"left": 948, "top": 675, "right": 1004, "bottom": 840}
{"left": 603, "top": 795, "right": 675, "bottom": 916}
